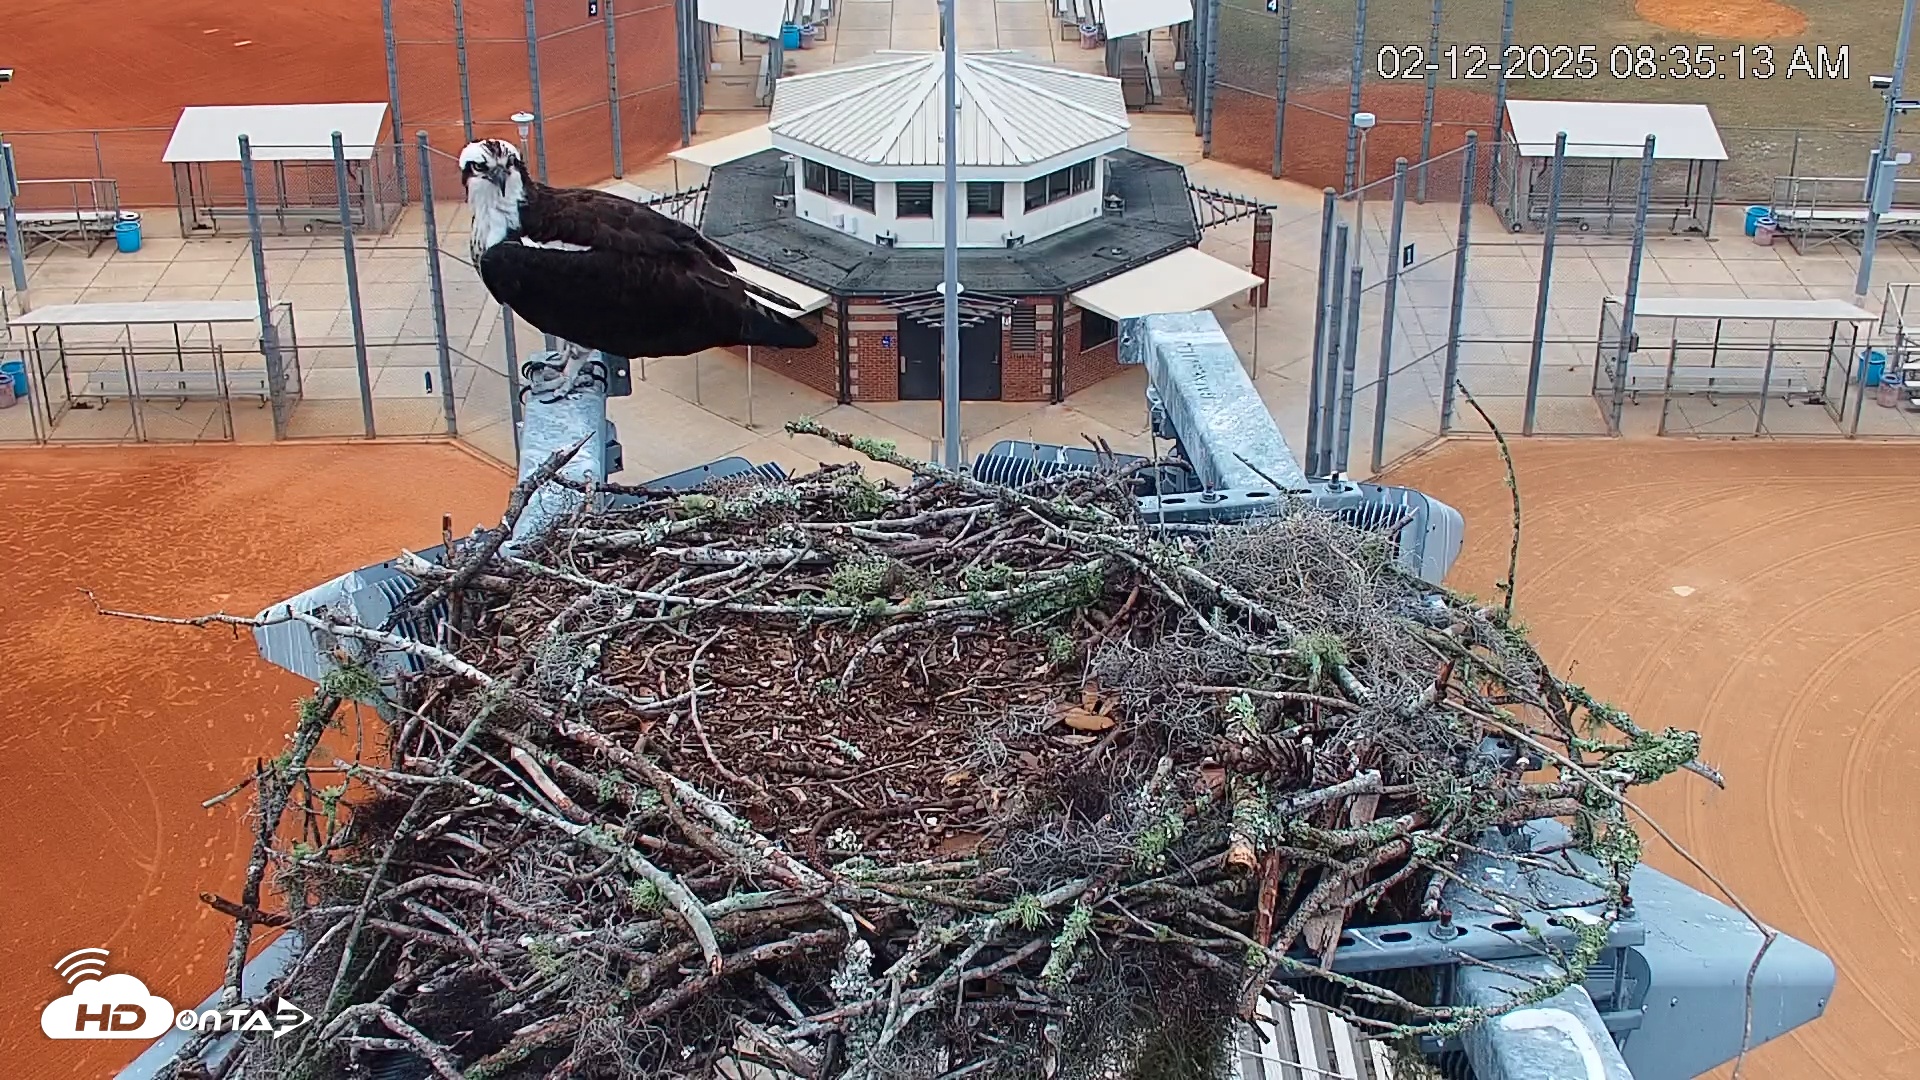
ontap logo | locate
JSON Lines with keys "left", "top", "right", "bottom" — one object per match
{"left": 40, "top": 949, "right": 176, "bottom": 1040}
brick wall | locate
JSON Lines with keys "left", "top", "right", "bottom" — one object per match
{"left": 725, "top": 308, "right": 840, "bottom": 399}
{"left": 1061, "top": 303, "right": 1126, "bottom": 397}
{"left": 847, "top": 301, "right": 898, "bottom": 403}
{"left": 1002, "top": 297, "right": 1054, "bottom": 402}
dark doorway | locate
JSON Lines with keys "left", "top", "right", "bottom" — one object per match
{"left": 898, "top": 318, "right": 941, "bottom": 400}
{"left": 896, "top": 317, "right": 1004, "bottom": 400}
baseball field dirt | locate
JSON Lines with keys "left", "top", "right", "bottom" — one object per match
{"left": 0, "top": 443, "right": 512, "bottom": 1078}
{"left": 1388, "top": 437, "right": 1920, "bottom": 1080}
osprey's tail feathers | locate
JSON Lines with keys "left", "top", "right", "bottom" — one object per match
{"left": 738, "top": 299, "right": 819, "bottom": 349}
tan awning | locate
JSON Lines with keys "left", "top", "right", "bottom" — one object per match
{"left": 733, "top": 261, "right": 830, "bottom": 317}
{"left": 669, "top": 125, "right": 774, "bottom": 169}
{"left": 1068, "top": 247, "right": 1263, "bottom": 321}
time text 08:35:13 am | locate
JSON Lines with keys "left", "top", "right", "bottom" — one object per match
{"left": 1374, "top": 44, "right": 1850, "bottom": 82}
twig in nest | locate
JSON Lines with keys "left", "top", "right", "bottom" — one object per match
{"left": 1453, "top": 379, "right": 1522, "bottom": 617}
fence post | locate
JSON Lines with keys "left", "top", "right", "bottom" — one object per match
{"left": 501, "top": 308, "right": 525, "bottom": 456}
{"left": 239, "top": 136, "right": 288, "bottom": 441}
{"left": 524, "top": 0, "right": 551, "bottom": 183}
{"left": 332, "top": 132, "right": 378, "bottom": 439}
{"left": 605, "top": 0, "right": 625, "bottom": 178}
{"left": 1523, "top": 131, "right": 1567, "bottom": 436}
{"left": 1305, "top": 188, "right": 1337, "bottom": 474}
{"left": 453, "top": 0, "right": 476, "bottom": 142}
{"left": 1342, "top": 0, "right": 1367, "bottom": 191}
{"left": 676, "top": 0, "right": 696, "bottom": 146}
{"left": 381, "top": 0, "right": 410, "bottom": 204}
{"left": 1201, "top": 0, "right": 1221, "bottom": 156}
{"left": 1370, "top": 158, "right": 1410, "bottom": 473}
{"left": 1192, "top": 0, "right": 1209, "bottom": 138}
{"left": 1334, "top": 225, "right": 1365, "bottom": 476}
{"left": 1610, "top": 134, "right": 1657, "bottom": 434}
{"left": 0, "top": 143, "right": 28, "bottom": 308}
{"left": 1318, "top": 224, "right": 1350, "bottom": 475}
{"left": 1487, "top": 0, "right": 1514, "bottom": 205}
{"left": 416, "top": 134, "right": 460, "bottom": 437}
{"left": 1271, "top": 0, "right": 1292, "bottom": 177}
{"left": 1416, "top": 0, "right": 1441, "bottom": 202}
{"left": 1439, "top": 132, "right": 1478, "bottom": 433}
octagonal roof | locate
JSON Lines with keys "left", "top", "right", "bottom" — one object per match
{"left": 768, "top": 51, "right": 1130, "bottom": 171}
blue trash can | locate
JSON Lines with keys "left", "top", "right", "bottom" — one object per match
{"left": 1744, "top": 205, "right": 1771, "bottom": 237}
{"left": 1, "top": 358, "right": 26, "bottom": 398}
{"left": 780, "top": 21, "right": 801, "bottom": 48}
{"left": 1860, "top": 349, "right": 1888, "bottom": 388}
{"left": 113, "top": 212, "right": 143, "bottom": 253}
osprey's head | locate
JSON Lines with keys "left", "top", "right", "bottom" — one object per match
{"left": 461, "top": 140, "right": 527, "bottom": 259}
{"left": 458, "top": 139, "right": 525, "bottom": 199}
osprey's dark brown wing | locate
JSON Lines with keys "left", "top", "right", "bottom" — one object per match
{"left": 517, "top": 183, "right": 812, "bottom": 315}
{"left": 477, "top": 239, "right": 816, "bottom": 360}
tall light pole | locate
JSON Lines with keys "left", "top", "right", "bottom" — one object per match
{"left": 1858, "top": 0, "right": 1918, "bottom": 299}
{"left": 1352, "top": 110, "right": 1376, "bottom": 255}
{"left": 939, "top": 0, "right": 962, "bottom": 469}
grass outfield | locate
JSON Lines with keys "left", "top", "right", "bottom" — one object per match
{"left": 1215, "top": 0, "right": 1916, "bottom": 196}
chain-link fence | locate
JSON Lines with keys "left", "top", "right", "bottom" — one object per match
{"left": 1210, "top": 0, "right": 1910, "bottom": 203}
{"left": 385, "top": 0, "right": 686, "bottom": 198}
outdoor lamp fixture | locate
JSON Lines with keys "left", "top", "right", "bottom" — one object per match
{"left": 1352, "top": 111, "right": 1377, "bottom": 242}
{"left": 511, "top": 111, "right": 535, "bottom": 152}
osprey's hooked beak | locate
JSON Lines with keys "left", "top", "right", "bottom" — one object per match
{"left": 486, "top": 164, "right": 511, "bottom": 193}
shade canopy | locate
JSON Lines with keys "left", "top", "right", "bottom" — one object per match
{"left": 1503, "top": 101, "right": 1727, "bottom": 161}
{"left": 770, "top": 52, "right": 1129, "bottom": 172}
{"left": 9, "top": 300, "right": 260, "bottom": 327}
{"left": 1068, "top": 247, "right": 1261, "bottom": 320}
{"left": 1623, "top": 296, "right": 1876, "bottom": 322}
{"left": 669, "top": 126, "right": 775, "bottom": 169}
{"left": 163, "top": 104, "right": 390, "bottom": 163}
{"left": 732, "top": 261, "right": 831, "bottom": 317}
{"left": 1094, "top": 0, "right": 1194, "bottom": 38}
{"left": 696, "top": 0, "right": 808, "bottom": 39}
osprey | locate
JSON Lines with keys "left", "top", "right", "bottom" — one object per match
{"left": 458, "top": 139, "right": 817, "bottom": 400}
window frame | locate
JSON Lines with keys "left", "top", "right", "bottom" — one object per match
{"left": 1023, "top": 161, "right": 1099, "bottom": 212}
{"left": 966, "top": 181, "right": 1004, "bottom": 217}
{"left": 803, "top": 160, "right": 875, "bottom": 213}
{"left": 1080, "top": 308, "right": 1117, "bottom": 352}
{"left": 896, "top": 181, "right": 935, "bottom": 218}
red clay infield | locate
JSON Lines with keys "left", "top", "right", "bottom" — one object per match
{"left": 1389, "top": 438, "right": 1920, "bottom": 1080}
{"left": 5, "top": 0, "right": 679, "bottom": 205}
{"left": 0, "top": 444, "right": 511, "bottom": 1078}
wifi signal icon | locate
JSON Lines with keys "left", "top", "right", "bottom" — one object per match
{"left": 54, "top": 949, "right": 111, "bottom": 986}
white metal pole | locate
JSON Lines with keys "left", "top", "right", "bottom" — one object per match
{"left": 1859, "top": 0, "right": 1918, "bottom": 299}
{"left": 940, "top": 0, "right": 962, "bottom": 469}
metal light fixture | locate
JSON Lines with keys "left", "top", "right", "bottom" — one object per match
{"left": 511, "top": 111, "right": 535, "bottom": 154}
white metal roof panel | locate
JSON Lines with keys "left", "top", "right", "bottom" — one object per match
{"left": 10, "top": 301, "right": 260, "bottom": 327}
{"left": 1622, "top": 295, "right": 1876, "bottom": 322}
{"left": 669, "top": 125, "right": 775, "bottom": 168}
{"left": 697, "top": 0, "right": 784, "bottom": 39}
{"left": 731, "top": 261, "right": 830, "bottom": 316}
{"left": 163, "top": 104, "right": 389, "bottom": 163}
{"left": 769, "top": 52, "right": 1128, "bottom": 169}
{"left": 1069, "top": 246, "right": 1262, "bottom": 320}
{"left": 1095, "top": 0, "right": 1194, "bottom": 38}
{"left": 1504, "top": 100, "right": 1727, "bottom": 161}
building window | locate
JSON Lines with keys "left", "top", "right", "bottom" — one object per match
{"left": 1024, "top": 160, "right": 1097, "bottom": 211}
{"left": 802, "top": 159, "right": 874, "bottom": 212}
{"left": 967, "top": 182, "right": 1004, "bottom": 217}
{"left": 896, "top": 181, "right": 934, "bottom": 217}
{"left": 1080, "top": 308, "right": 1116, "bottom": 351}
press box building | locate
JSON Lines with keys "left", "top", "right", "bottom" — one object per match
{"left": 674, "top": 51, "right": 1269, "bottom": 403}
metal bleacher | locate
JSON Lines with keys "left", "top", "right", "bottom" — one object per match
{"left": 1770, "top": 174, "right": 1920, "bottom": 255}
{"left": 9, "top": 178, "right": 122, "bottom": 256}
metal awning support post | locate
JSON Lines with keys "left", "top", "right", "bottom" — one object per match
{"left": 1610, "top": 135, "right": 1656, "bottom": 435}
{"left": 416, "top": 133, "right": 460, "bottom": 436}
{"left": 238, "top": 136, "right": 288, "bottom": 441}
{"left": 1523, "top": 131, "right": 1567, "bottom": 436}
{"left": 1304, "top": 188, "right": 1336, "bottom": 475}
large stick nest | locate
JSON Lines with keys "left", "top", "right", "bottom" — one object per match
{"left": 204, "top": 424, "right": 1708, "bottom": 1080}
